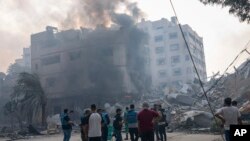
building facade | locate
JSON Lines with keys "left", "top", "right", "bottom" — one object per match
{"left": 13, "top": 47, "right": 31, "bottom": 71}
{"left": 30, "top": 26, "right": 146, "bottom": 113}
{"left": 23, "top": 48, "right": 31, "bottom": 68}
{"left": 137, "top": 17, "right": 207, "bottom": 88}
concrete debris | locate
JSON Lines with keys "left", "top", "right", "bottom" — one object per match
{"left": 149, "top": 61, "right": 250, "bottom": 131}
{"left": 239, "top": 101, "right": 250, "bottom": 114}
{"left": 46, "top": 114, "right": 61, "bottom": 134}
{"left": 180, "top": 111, "right": 213, "bottom": 128}
{"left": 179, "top": 84, "right": 191, "bottom": 94}
{"left": 167, "top": 93, "right": 195, "bottom": 106}
{"left": 27, "top": 125, "right": 42, "bottom": 135}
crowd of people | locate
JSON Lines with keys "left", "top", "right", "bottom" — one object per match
{"left": 60, "top": 102, "right": 169, "bottom": 141}
{"left": 60, "top": 97, "right": 242, "bottom": 141}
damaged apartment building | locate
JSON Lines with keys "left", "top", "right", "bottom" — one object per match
{"left": 137, "top": 17, "right": 207, "bottom": 88}
{"left": 30, "top": 26, "right": 149, "bottom": 114}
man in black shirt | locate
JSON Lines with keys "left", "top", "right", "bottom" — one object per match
{"left": 158, "top": 105, "right": 167, "bottom": 141}
{"left": 113, "top": 108, "right": 123, "bottom": 141}
{"left": 81, "top": 109, "right": 91, "bottom": 141}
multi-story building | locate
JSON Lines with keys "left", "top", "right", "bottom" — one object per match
{"left": 30, "top": 26, "right": 146, "bottom": 113}
{"left": 14, "top": 59, "right": 24, "bottom": 66}
{"left": 137, "top": 17, "right": 207, "bottom": 88}
{"left": 12, "top": 48, "right": 31, "bottom": 69}
{"left": 23, "top": 48, "right": 31, "bottom": 68}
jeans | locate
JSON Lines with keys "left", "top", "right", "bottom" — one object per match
{"left": 225, "top": 130, "right": 231, "bottom": 141}
{"left": 63, "top": 129, "right": 72, "bottom": 141}
{"left": 140, "top": 131, "right": 154, "bottom": 141}
{"left": 89, "top": 137, "right": 102, "bottom": 141}
{"left": 154, "top": 124, "right": 160, "bottom": 140}
{"left": 129, "top": 128, "right": 139, "bottom": 141}
{"left": 114, "top": 129, "right": 122, "bottom": 141}
{"left": 102, "top": 125, "right": 108, "bottom": 141}
{"left": 158, "top": 125, "right": 167, "bottom": 141}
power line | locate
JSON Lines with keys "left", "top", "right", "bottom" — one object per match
{"left": 168, "top": 1, "right": 226, "bottom": 140}
{"left": 199, "top": 42, "right": 250, "bottom": 98}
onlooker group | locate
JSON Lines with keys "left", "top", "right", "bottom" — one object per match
{"left": 61, "top": 102, "right": 170, "bottom": 141}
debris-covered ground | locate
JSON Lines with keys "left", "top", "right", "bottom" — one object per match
{"left": 134, "top": 59, "right": 250, "bottom": 132}
{"left": 1, "top": 60, "right": 249, "bottom": 141}
{"left": 0, "top": 132, "right": 221, "bottom": 141}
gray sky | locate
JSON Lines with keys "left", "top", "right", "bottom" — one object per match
{"left": 0, "top": 0, "right": 249, "bottom": 76}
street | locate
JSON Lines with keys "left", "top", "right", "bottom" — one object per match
{"left": 0, "top": 132, "right": 222, "bottom": 141}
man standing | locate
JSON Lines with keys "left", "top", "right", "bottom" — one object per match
{"left": 113, "top": 108, "right": 123, "bottom": 141}
{"left": 152, "top": 104, "right": 160, "bottom": 141}
{"left": 61, "top": 109, "right": 73, "bottom": 141}
{"left": 232, "top": 100, "right": 238, "bottom": 107}
{"left": 215, "top": 97, "right": 242, "bottom": 141}
{"left": 158, "top": 105, "right": 167, "bottom": 141}
{"left": 87, "top": 104, "right": 102, "bottom": 141}
{"left": 124, "top": 107, "right": 129, "bottom": 140}
{"left": 138, "top": 102, "right": 160, "bottom": 141}
{"left": 98, "top": 109, "right": 110, "bottom": 141}
{"left": 80, "top": 109, "right": 91, "bottom": 141}
{"left": 126, "top": 104, "right": 139, "bottom": 141}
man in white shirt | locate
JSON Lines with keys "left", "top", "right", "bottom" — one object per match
{"left": 215, "top": 97, "right": 242, "bottom": 141}
{"left": 86, "top": 104, "right": 102, "bottom": 141}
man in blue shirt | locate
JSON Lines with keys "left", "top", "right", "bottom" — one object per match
{"left": 97, "top": 109, "right": 110, "bottom": 141}
{"left": 126, "top": 104, "right": 139, "bottom": 141}
{"left": 61, "top": 109, "right": 73, "bottom": 141}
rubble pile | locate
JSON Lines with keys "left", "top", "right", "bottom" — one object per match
{"left": 0, "top": 125, "right": 43, "bottom": 140}
{"left": 102, "top": 60, "right": 250, "bottom": 132}
{"left": 139, "top": 60, "right": 250, "bottom": 132}
{"left": 46, "top": 114, "right": 61, "bottom": 134}
{"left": 162, "top": 84, "right": 213, "bottom": 131}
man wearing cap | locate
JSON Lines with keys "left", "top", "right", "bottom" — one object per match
{"left": 138, "top": 102, "right": 160, "bottom": 141}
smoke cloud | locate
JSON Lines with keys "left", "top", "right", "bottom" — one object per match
{"left": 0, "top": 0, "right": 144, "bottom": 72}
{"left": 57, "top": 0, "right": 149, "bottom": 102}
{"left": 61, "top": 0, "right": 143, "bottom": 28}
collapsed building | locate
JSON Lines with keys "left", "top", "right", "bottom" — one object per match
{"left": 159, "top": 59, "right": 250, "bottom": 130}
{"left": 30, "top": 24, "right": 150, "bottom": 114}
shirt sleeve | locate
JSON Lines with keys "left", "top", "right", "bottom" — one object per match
{"left": 82, "top": 117, "right": 88, "bottom": 125}
{"left": 106, "top": 114, "right": 111, "bottom": 124}
{"left": 86, "top": 115, "right": 90, "bottom": 125}
{"left": 64, "top": 115, "right": 70, "bottom": 122}
{"left": 98, "top": 114, "right": 103, "bottom": 124}
{"left": 153, "top": 110, "right": 159, "bottom": 117}
{"left": 80, "top": 117, "right": 84, "bottom": 125}
{"left": 215, "top": 108, "right": 223, "bottom": 116}
{"left": 101, "top": 116, "right": 104, "bottom": 124}
{"left": 137, "top": 112, "right": 140, "bottom": 121}
{"left": 237, "top": 109, "right": 241, "bottom": 118}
